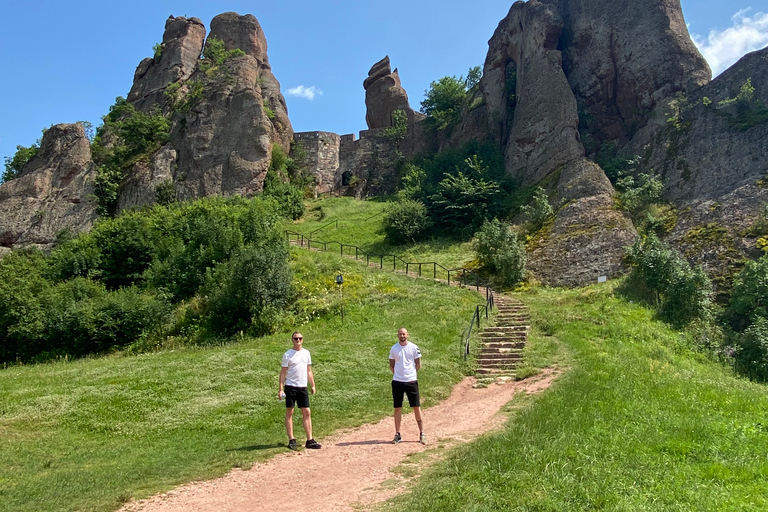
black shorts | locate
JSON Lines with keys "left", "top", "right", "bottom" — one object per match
{"left": 284, "top": 385, "right": 310, "bottom": 409}
{"left": 392, "top": 380, "right": 420, "bottom": 408}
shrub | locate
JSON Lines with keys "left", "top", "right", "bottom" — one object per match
{"left": 263, "top": 145, "right": 306, "bottom": 220}
{"left": 520, "top": 187, "right": 553, "bottom": 232}
{"left": 625, "top": 234, "right": 712, "bottom": 326}
{"left": 383, "top": 199, "right": 432, "bottom": 244}
{"left": 616, "top": 172, "right": 663, "bottom": 218}
{"left": 203, "top": 242, "right": 292, "bottom": 336}
{"left": 729, "top": 254, "right": 768, "bottom": 330}
{"left": 43, "top": 279, "right": 171, "bottom": 357}
{"left": 384, "top": 109, "right": 408, "bottom": 146}
{"left": 202, "top": 36, "right": 245, "bottom": 65}
{"left": 474, "top": 218, "right": 526, "bottom": 286}
{"left": 733, "top": 317, "right": 768, "bottom": 381}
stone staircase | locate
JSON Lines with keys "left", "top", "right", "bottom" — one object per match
{"left": 476, "top": 295, "right": 530, "bottom": 383}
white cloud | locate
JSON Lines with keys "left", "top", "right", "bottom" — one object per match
{"left": 692, "top": 9, "right": 768, "bottom": 76}
{"left": 286, "top": 85, "right": 323, "bottom": 101}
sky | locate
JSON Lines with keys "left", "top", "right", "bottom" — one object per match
{"left": 1, "top": 0, "right": 766, "bottom": 165}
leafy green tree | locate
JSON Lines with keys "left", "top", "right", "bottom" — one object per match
{"left": 474, "top": 219, "right": 526, "bottom": 286}
{"left": 429, "top": 170, "right": 501, "bottom": 233}
{"left": 465, "top": 66, "right": 482, "bottom": 90}
{"left": 420, "top": 75, "right": 467, "bottom": 131}
{"left": 616, "top": 172, "right": 663, "bottom": 218}
{"left": 384, "top": 109, "right": 408, "bottom": 147}
{"left": 383, "top": 199, "right": 432, "bottom": 244}
{"left": 3, "top": 144, "right": 39, "bottom": 182}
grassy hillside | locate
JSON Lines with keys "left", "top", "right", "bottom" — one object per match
{"left": 0, "top": 248, "right": 487, "bottom": 512}
{"left": 383, "top": 282, "right": 768, "bottom": 511}
{"left": 291, "top": 197, "right": 476, "bottom": 271}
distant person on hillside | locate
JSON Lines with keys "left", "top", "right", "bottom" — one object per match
{"left": 389, "top": 327, "right": 426, "bottom": 445}
{"left": 279, "top": 331, "right": 321, "bottom": 450}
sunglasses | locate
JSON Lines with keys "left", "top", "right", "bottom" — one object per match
{"left": 293, "top": 337, "right": 303, "bottom": 341}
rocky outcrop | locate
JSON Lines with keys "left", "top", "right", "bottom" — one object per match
{"left": 364, "top": 56, "right": 426, "bottom": 129}
{"left": 128, "top": 12, "right": 293, "bottom": 203}
{"left": 482, "top": 0, "right": 584, "bottom": 186}
{"left": 625, "top": 46, "right": 768, "bottom": 284}
{"left": 527, "top": 158, "right": 637, "bottom": 286}
{"left": 541, "top": 0, "right": 711, "bottom": 145}
{"left": 0, "top": 124, "right": 97, "bottom": 250}
{"left": 127, "top": 16, "right": 206, "bottom": 113}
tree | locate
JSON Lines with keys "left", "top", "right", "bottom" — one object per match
{"left": 474, "top": 218, "right": 526, "bottom": 286}
{"left": 420, "top": 76, "right": 467, "bottom": 131}
{"left": 3, "top": 144, "right": 39, "bottom": 182}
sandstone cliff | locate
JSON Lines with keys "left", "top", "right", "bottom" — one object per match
{"left": 0, "top": 124, "right": 97, "bottom": 252}
{"left": 364, "top": 56, "right": 426, "bottom": 130}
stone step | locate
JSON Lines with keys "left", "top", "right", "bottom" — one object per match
{"left": 484, "top": 325, "right": 529, "bottom": 331}
{"left": 480, "top": 343, "right": 525, "bottom": 351}
{"left": 476, "top": 368, "right": 518, "bottom": 375}
{"left": 478, "top": 352, "right": 523, "bottom": 361}
{"left": 483, "top": 342, "right": 525, "bottom": 349}
{"left": 477, "top": 362, "right": 520, "bottom": 370}
{"left": 481, "top": 328, "right": 528, "bottom": 335}
{"left": 480, "top": 337, "right": 527, "bottom": 344}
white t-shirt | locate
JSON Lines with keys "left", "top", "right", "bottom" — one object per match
{"left": 389, "top": 342, "right": 421, "bottom": 382}
{"left": 281, "top": 348, "right": 312, "bottom": 387}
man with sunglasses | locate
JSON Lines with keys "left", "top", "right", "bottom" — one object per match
{"left": 279, "top": 332, "right": 321, "bottom": 450}
{"left": 389, "top": 327, "right": 426, "bottom": 445}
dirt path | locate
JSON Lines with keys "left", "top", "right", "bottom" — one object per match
{"left": 121, "top": 369, "right": 558, "bottom": 512}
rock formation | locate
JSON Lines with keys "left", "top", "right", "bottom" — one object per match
{"left": 0, "top": 124, "right": 97, "bottom": 251}
{"left": 626, "top": 46, "right": 768, "bottom": 283}
{"left": 154, "top": 12, "right": 293, "bottom": 201}
{"left": 542, "top": 0, "right": 711, "bottom": 144}
{"left": 127, "top": 16, "right": 206, "bottom": 113}
{"left": 364, "top": 56, "right": 425, "bottom": 129}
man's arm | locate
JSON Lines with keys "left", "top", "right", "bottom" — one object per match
{"left": 307, "top": 364, "right": 316, "bottom": 394}
{"left": 279, "top": 366, "right": 287, "bottom": 399}
{"left": 415, "top": 357, "right": 421, "bottom": 372}
{"left": 389, "top": 358, "right": 396, "bottom": 374}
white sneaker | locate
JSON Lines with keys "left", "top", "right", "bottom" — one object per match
{"left": 420, "top": 432, "right": 427, "bottom": 445}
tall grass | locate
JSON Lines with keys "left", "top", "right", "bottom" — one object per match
{"left": 0, "top": 249, "right": 486, "bottom": 512}
{"left": 383, "top": 282, "right": 768, "bottom": 511}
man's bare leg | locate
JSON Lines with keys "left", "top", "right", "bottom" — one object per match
{"left": 285, "top": 408, "right": 295, "bottom": 440}
{"left": 413, "top": 406, "right": 423, "bottom": 433}
{"left": 301, "top": 407, "right": 313, "bottom": 440}
{"left": 394, "top": 407, "right": 402, "bottom": 433}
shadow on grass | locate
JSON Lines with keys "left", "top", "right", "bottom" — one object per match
{"left": 229, "top": 444, "right": 283, "bottom": 452}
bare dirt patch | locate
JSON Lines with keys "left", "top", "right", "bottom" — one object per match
{"left": 121, "top": 369, "right": 559, "bottom": 512}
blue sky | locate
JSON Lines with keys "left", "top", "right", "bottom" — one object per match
{"left": 1, "top": 0, "right": 766, "bottom": 165}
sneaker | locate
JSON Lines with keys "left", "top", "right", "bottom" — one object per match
{"left": 392, "top": 432, "right": 402, "bottom": 444}
{"left": 305, "top": 439, "right": 322, "bottom": 449}
{"left": 420, "top": 432, "right": 427, "bottom": 445}
{"left": 288, "top": 439, "right": 298, "bottom": 451}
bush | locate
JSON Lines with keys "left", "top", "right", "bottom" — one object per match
{"left": 43, "top": 279, "right": 171, "bottom": 357}
{"left": 625, "top": 234, "right": 712, "bottom": 326}
{"left": 474, "top": 219, "right": 526, "bottom": 287}
{"left": 383, "top": 199, "right": 432, "bottom": 244}
{"left": 520, "top": 187, "right": 553, "bottom": 232}
{"left": 729, "top": 254, "right": 768, "bottom": 330}
{"left": 203, "top": 242, "right": 292, "bottom": 336}
{"left": 263, "top": 145, "right": 306, "bottom": 220}
{"left": 733, "top": 317, "right": 768, "bottom": 381}
{"left": 616, "top": 172, "right": 663, "bottom": 218}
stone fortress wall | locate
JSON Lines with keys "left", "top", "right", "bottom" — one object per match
{"left": 292, "top": 127, "right": 402, "bottom": 198}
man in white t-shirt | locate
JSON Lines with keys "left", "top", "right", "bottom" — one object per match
{"left": 279, "top": 332, "right": 321, "bottom": 450}
{"left": 389, "top": 327, "right": 426, "bottom": 445}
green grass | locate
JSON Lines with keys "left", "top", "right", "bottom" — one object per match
{"left": 290, "top": 197, "right": 476, "bottom": 277}
{"left": 382, "top": 282, "right": 768, "bottom": 511}
{"left": 0, "top": 248, "right": 487, "bottom": 512}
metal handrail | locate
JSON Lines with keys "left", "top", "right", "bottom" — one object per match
{"left": 286, "top": 228, "right": 496, "bottom": 361}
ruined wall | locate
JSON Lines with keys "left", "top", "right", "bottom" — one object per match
{"left": 293, "top": 128, "right": 403, "bottom": 198}
{"left": 293, "top": 131, "right": 340, "bottom": 194}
